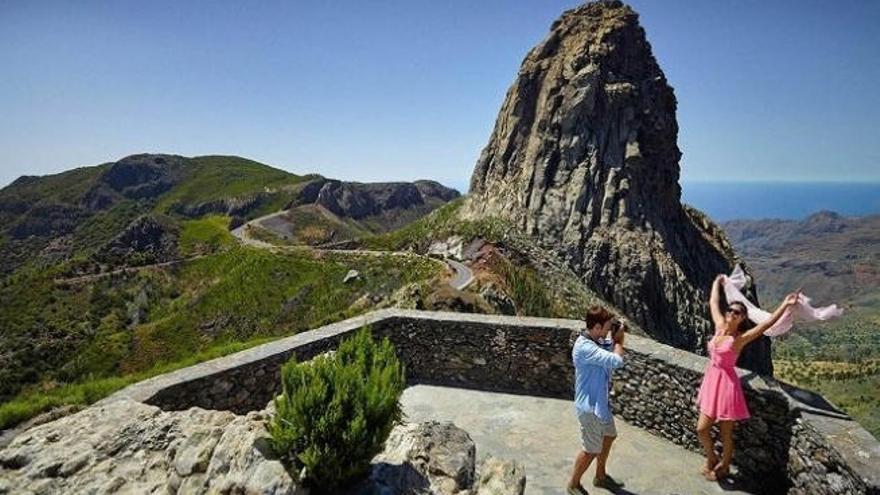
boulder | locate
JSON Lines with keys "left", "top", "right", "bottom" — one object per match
{"left": 0, "top": 399, "right": 302, "bottom": 494}
{"left": 479, "top": 283, "right": 517, "bottom": 316}
{"left": 365, "top": 421, "right": 525, "bottom": 495}
{"left": 428, "top": 236, "right": 465, "bottom": 260}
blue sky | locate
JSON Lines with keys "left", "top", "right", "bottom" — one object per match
{"left": 1, "top": 0, "right": 878, "bottom": 191}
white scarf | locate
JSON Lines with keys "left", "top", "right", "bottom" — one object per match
{"left": 721, "top": 265, "right": 844, "bottom": 337}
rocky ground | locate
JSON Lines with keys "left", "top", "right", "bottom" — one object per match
{"left": 0, "top": 398, "right": 524, "bottom": 495}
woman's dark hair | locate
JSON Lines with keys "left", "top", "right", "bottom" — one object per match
{"left": 585, "top": 306, "right": 614, "bottom": 330}
{"left": 728, "top": 301, "right": 755, "bottom": 333}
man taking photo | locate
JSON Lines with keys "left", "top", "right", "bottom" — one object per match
{"left": 567, "top": 306, "right": 626, "bottom": 495}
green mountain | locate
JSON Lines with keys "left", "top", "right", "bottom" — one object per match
{"left": 0, "top": 154, "right": 311, "bottom": 273}
{"left": 0, "top": 154, "right": 458, "bottom": 428}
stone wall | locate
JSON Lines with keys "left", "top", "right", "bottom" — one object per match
{"left": 105, "top": 309, "right": 880, "bottom": 494}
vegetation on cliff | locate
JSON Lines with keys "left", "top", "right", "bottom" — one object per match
{"left": 363, "top": 200, "right": 633, "bottom": 327}
{"left": 0, "top": 246, "right": 439, "bottom": 430}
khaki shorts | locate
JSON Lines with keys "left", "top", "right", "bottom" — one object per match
{"left": 577, "top": 411, "right": 617, "bottom": 454}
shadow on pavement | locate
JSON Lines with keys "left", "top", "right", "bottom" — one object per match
{"left": 775, "top": 380, "right": 850, "bottom": 419}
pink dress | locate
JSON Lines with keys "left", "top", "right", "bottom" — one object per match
{"left": 696, "top": 333, "right": 751, "bottom": 421}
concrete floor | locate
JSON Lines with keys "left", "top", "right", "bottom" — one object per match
{"left": 400, "top": 385, "right": 755, "bottom": 495}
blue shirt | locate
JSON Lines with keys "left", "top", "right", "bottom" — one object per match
{"left": 573, "top": 335, "right": 625, "bottom": 423}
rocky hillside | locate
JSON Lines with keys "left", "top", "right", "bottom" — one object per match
{"left": 722, "top": 211, "right": 880, "bottom": 364}
{"left": 724, "top": 212, "right": 880, "bottom": 437}
{"left": 0, "top": 153, "right": 458, "bottom": 425}
{"left": 463, "top": 1, "right": 753, "bottom": 364}
{"left": 722, "top": 211, "right": 879, "bottom": 304}
{"left": 248, "top": 178, "right": 459, "bottom": 245}
{"left": 0, "top": 154, "right": 458, "bottom": 274}
{"left": 296, "top": 177, "right": 458, "bottom": 225}
{"left": 0, "top": 154, "right": 306, "bottom": 274}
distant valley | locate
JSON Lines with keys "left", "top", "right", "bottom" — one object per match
{"left": 723, "top": 211, "right": 879, "bottom": 306}
{"left": 723, "top": 212, "right": 880, "bottom": 435}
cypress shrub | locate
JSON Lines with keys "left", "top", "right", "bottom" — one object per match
{"left": 268, "top": 328, "right": 405, "bottom": 492}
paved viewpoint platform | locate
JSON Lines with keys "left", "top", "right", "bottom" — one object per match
{"left": 401, "top": 385, "right": 755, "bottom": 495}
{"left": 106, "top": 309, "right": 878, "bottom": 493}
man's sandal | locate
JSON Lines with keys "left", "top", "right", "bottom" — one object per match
{"left": 593, "top": 475, "right": 624, "bottom": 490}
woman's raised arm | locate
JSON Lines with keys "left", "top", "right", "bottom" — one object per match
{"left": 709, "top": 275, "right": 726, "bottom": 329}
{"left": 737, "top": 291, "right": 800, "bottom": 348}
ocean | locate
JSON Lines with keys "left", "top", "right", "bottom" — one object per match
{"left": 680, "top": 182, "right": 880, "bottom": 221}
{"left": 448, "top": 181, "right": 880, "bottom": 221}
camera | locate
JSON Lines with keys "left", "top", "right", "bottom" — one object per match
{"left": 610, "top": 319, "right": 625, "bottom": 337}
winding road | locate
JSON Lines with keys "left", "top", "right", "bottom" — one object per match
{"left": 233, "top": 211, "right": 475, "bottom": 290}
{"left": 55, "top": 210, "right": 475, "bottom": 289}
{"left": 445, "top": 259, "right": 475, "bottom": 290}
{"left": 54, "top": 256, "right": 205, "bottom": 285}
{"left": 229, "top": 210, "right": 287, "bottom": 249}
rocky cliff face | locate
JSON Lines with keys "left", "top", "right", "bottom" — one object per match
{"left": 83, "top": 154, "right": 188, "bottom": 211}
{"left": 465, "top": 1, "right": 758, "bottom": 363}
{"left": 295, "top": 178, "right": 460, "bottom": 221}
{"left": 93, "top": 214, "right": 181, "bottom": 266}
{"left": 0, "top": 399, "right": 524, "bottom": 495}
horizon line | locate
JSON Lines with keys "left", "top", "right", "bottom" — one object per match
{"left": 679, "top": 178, "right": 880, "bottom": 185}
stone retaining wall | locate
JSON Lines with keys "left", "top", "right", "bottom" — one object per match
{"left": 106, "top": 309, "right": 880, "bottom": 494}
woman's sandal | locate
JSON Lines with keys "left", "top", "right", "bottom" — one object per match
{"left": 711, "top": 463, "right": 730, "bottom": 481}
{"left": 701, "top": 459, "right": 718, "bottom": 480}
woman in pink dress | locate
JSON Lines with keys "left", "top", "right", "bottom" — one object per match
{"left": 696, "top": 275, "right": 799, "bottom": 481}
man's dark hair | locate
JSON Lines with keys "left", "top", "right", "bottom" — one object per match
{"left": 585, "top": 306, "right": 614, "bottom": 330}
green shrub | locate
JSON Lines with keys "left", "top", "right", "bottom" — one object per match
{"left": 268, "top": 328, "right": 405, "bottom": 492}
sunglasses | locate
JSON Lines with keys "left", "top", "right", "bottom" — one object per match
{"left": 727, "top": 308, "right": 745, "bottom": 317}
